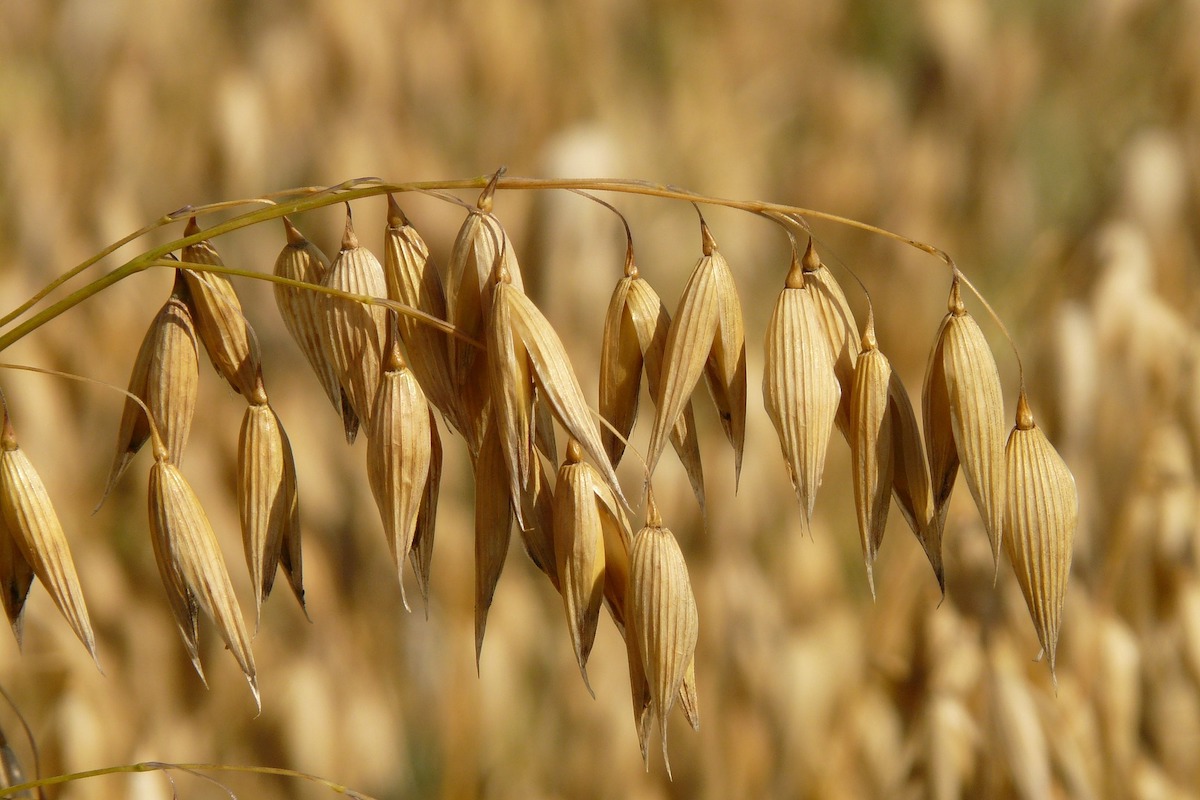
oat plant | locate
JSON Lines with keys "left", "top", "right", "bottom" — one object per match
{"left": 0, "top": 171, "right": 1078, "bottom": 796}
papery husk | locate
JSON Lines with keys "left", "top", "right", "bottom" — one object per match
{"left": 366, "top": 332, "right": 433, "bottom": 612}
{"left": 474, "top": 417, "right": 513, "bottom": 667}
{"left": 383, "top": 196, "right": 461, "bottom": 433}
{"left": 801, "top": 239, "right": 860, "bottom": 435}
{"left": 274, "top": 218, "right": 356, "bottom": 439}
{"left": 850, "top": 323, "right": 893, "bottom": 598}
{"left": 762, "top": 255, "right": 841, "bottom": 534}
{"left": 630, "top": 495, "right": 699, "bottom": 778}
{"left": 321, "top": 210, "right": 389, "bottom": 433}
{"left": 0, "top": 509, "right": 34, "bottom": 643}
{"left": 104, "top": 271, "right": 199, "bottom": 501}
{"left": 276, "top": 422, "right": 306, "bottom": 616}
{"left": 517, "top": 453, "right": 559, "bottom": 591}
{"left": 1004, "top": 391, "right": 1078, "bottom": 676}
{"left": 237, "top": 399, "right": 297, "bottom": 622}
{"left": 181, "top": 217, "right": 263, "bottom": 399}
{"left": 888, "top": 371, "right": 943, "bottom": 591}
{"left": 149, "top": 458, "right": 258, "bottom": 708}
{"left": 487, "top": 270, "right": 536, "bottom": 528}
{"left": 409, "top": 409, "right": 442, "bottom": 617}
{"left": 601, "top": 265, "right": 705, "bottom": 508}
{"left": 647, "top": 221, "right": 745, "bottom": 486}
{"left": 0, "top": 416, "right": 97, "bottom": 662}
{"left": 496, "top": 281, "right": 628, "bottom": 510}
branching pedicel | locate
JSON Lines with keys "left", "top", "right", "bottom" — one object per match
{"left": 0, "top": 171, "right": 1078, "bottom": 780}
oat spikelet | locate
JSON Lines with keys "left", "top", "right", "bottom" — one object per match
{"left": 474, "top": 418, "right": 513, "bottom": 668}
{"left": 237, "top": 397, "right": 300, "bottom": 623}
{"left": 1004, "top": 390, "right": 1078, "bottom": 676}
{"left": 321, "top": 208, "right": 389, "bottom": 434}
{"left": 553, "top": 439, "right": 630, "bottom": 694}
{"left": 926, "top": 276, "right": 1007, "bottom": 566}
{"left": 762, "top": 252, "right": 841, "bottom": 533}
{"left": 801, "top": 239, "right": 860, "bottom": 435}
{"left": 276, "top": 423, "right": 306, "bottom": 616}
{"left": 623, "top": 600, "right": 655, "bottom": 767}
{"left": 517, "top": 453, "right": 559, "bottom": 591}
{"left": 273, "top": 218, "right": 357, "bottom": 440}
{"left": 630, "top": 492, "right": 698, "bottom": 778}
{"left": 487, "top": 268, "right": 536, "bottom": 527}
{"left": 383, "top": 196, "right": 460, "bottom": 433}
{"left": 149, "top": 457, "right": 259, "bottom": 708}
{"left": 104, "top": 271, "right": 199, "bottom": 500}
{"left": 647, "top": 221, "right": 746, "bottom": 485}
{"left": 0, "top": 414, "right": 97, "bottom": 662}
{"left": 181, "top": 217, "right": 263, "bottom": 399}
{"left": 0, "top": 508, "right": 34, "bottom": 643}
{"left": 600, "top": 261, "right": 705, "bottom": 508}
{"left": 850, "top": 318, "right": 893, "bottom": 598}
{"left": 496, "top": 281, "right": 628, "bottom": 510}
{"left": 367, "top": 331, "right": 433, "bottom": 612}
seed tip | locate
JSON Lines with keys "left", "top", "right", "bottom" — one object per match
{"left": 948, "top": 275, "right": 966, "bottom": 316}
{"left": 282, "top": 216, "right": 306, "bottom": 246}
{"left": 1015, "top": 389, "right": 1035, "bottom": 430}
{"left": 802, "top": 237, "right": 821, "bottom": 272}
{"left": 387, "top": 193, "right": 407, "bottom": 227}
{"left": 785, "top": 247, "right": 806, "bottom": 289}
{"left": 699, "top": 217, "right": 716, "bottom": 256}
{"left": 184, "top": 216, "right": 201, "bottom": 237}
{"left": 341, "top": 205, "right": 358, "bottom": 250}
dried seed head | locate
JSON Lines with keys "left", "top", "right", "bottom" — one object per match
{"left": 517, "top": 452, "right": 559, "bottom": 591}
{"left": 487, "top": 279, "right": 536, "bottom": 528}
{"left": 801, "top": 239, "right": 860, "bottom": 435}
{"left": 1004, "top": 391, "right": 1078, "bottom": 676}
{"left": 926, "top": 277, "right": 1007, "bottom": 567}
{"left": 274, "top": 218, "right": 355, "bottom": 437}
{"left": 104, "top": 272, "right": 199, "bottom": 500}
{"left": 149, "top": 458, "right": 259, "bottom": 708}
{"left": 601, "top": 272, "right": 705, "bottom": 508}
{"left": 0, "top": 415, "right": 97, "bottom": 662}
{"left": 320, "top": 208, "right": 390, "bottom": 434}
{"left": 850, "top": 327, "right": 894, "bottom": 598}
{"left": 762, "top": 260, "right": 842, "bottom": 534}
{"left": 383, "top": 197, "right": 461, "bottom": 433}
{"left": 553, "top": 441, "right": 631, "bottom": 693}
{"left": 276, "top": 421, "right": 306, "bottom": 617}
{"left": 630, "top": 508, "right": 699, "bottom": 778}
{"left": 367, "top": 334, "right": 434, "bottom": 612}
{"left": 237, "top": 399, "right": 301, "bottom": 624}
{"left": 182, "top": 217, "right": 264, "bottom": 399}
{"left": 887, "top": 372, "right": 943, "bottom": 591}
{"left": 647, "top": 221, "right": 746, "bottom": 487}
{"left": 474, "top": 418, "right": 513, "bottom": 668}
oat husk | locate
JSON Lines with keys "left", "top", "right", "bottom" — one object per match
{"left": 149, "top": 457, "right": 259, "bottom": 707}
{"left": 367, "top": 331, "right": 434, "bottom": 612}
{"left": 1004, "top": 391, "right": 1078, "bottom": 676}
{"left": 320, "top": 209, "right": 389, "bottom": 434}
{"left": 274, "top": 217, "right": 357, "bottom": 440}
{"left": 850, "top": 320, "right": 893, "bottom": 598}
{"left": 801, "top": 238, "right": 860, "bottom": 435}
{"left": 181, "top": 217, "right": 264, "bottom": 399}
{"left": 517, "top": 452, "right": 559, "bottom": 591}
{"left": 762, "top": 253, "right": 841, "bottom": 534}
{"left": 383, "top": 196, "right": 461, "bottom": 434}
{"left": 237, "top": 398, "right": 302, "bottom": 623}
{"left": 0, "top": 415, "right": 97, "bottom": 662}
{"left": 888, "top": 370, "right": 943, "bottom": 591}
{"left": 600, "top": 262, "right": 705, "bottom": 508}
{"left": 647, "top": 221, "right": 746, "bottom": 486}
{"left": 409, "top": 409, "right": 442, "bottom": 617}
{"left": 104, "top": 270, "right": 199, "bottom": 501}
{"left": 0, "top": 507, "right": 34, "bottom": 643}
{"left": 474, "top": 417, "right": 513, "bottom": 667}
{"left": 630, "top": 493, "right": 699, "bottom": 777}
{"left": 487, "top": 269, "right": 536, "bottom": 527}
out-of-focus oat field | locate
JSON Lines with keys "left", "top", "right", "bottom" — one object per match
{"left": 2, "top": 1, "right": 1200, "bottom": 798}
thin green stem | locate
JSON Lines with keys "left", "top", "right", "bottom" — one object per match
{"left": 0, "top": 761, "right": 379, "bottom": 799}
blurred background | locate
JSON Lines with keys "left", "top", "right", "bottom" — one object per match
{"left": 2, "top": 0, "right": 1199, "bottom": 797}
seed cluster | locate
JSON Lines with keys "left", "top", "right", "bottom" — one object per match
{"left": 0, "top": 181, "right": 1078, "bottom": 772}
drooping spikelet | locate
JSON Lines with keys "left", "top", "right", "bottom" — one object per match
{"left": 104, "top": 270, "right": 199, "bottom": 499}
{"left": 762, "top": 250, "right": 841, "bottom": 533}
{"left": 800, "top": 238, "right": 860, "bottom": 435}
{"left": 0, "top": 506, "right": 34, "bottom": 643}
{"left": 181, "top": 217, "right": 263, "bottom": 399}
{"left": 367, "top": 328, "right": 434, "bottom": 612}
{"left": 923, "top": 276, "right": 1007, "bottom": 567}
{"left": 237, "top": 393, "right": 303, "bottom": 623}
{"left": 553, "top": 439, "right": 632, "bottom": 694}
{"left": 273, "top": 217, "right": 357, "bottom": 440}
{"left": 647, "top": 220, "right": 746, "bottom": 486}
{"left": 629, "top": 492, "right": 699, "bottom": 777}
{"left": 600, "top": 253, "right": 705, "bottom": 509}
{"left": 850, "top": 317, "right": 894, "bottom": 598}
{"left": 0, "top": 412, "right": 96, "bottom": 661}
{"left": 487, "top": 267, "right": 536, "bottom": 527}
{"left": 473, "top": 417, "right": 513, "bottom": 668}
{"left": 320, "top": 207, "right": 389, "bottom": 434}
{"left": 149, "top": 454, "right": 259, "bottom": 708}
{"left": 408, "top": 409, "right": 442, "bottom": 617}
{"left": 887, "top": 370, "right": 942, "bottom": 591}
{"left": 1004, "top": 390, "right": 1078, "bottom": 677}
